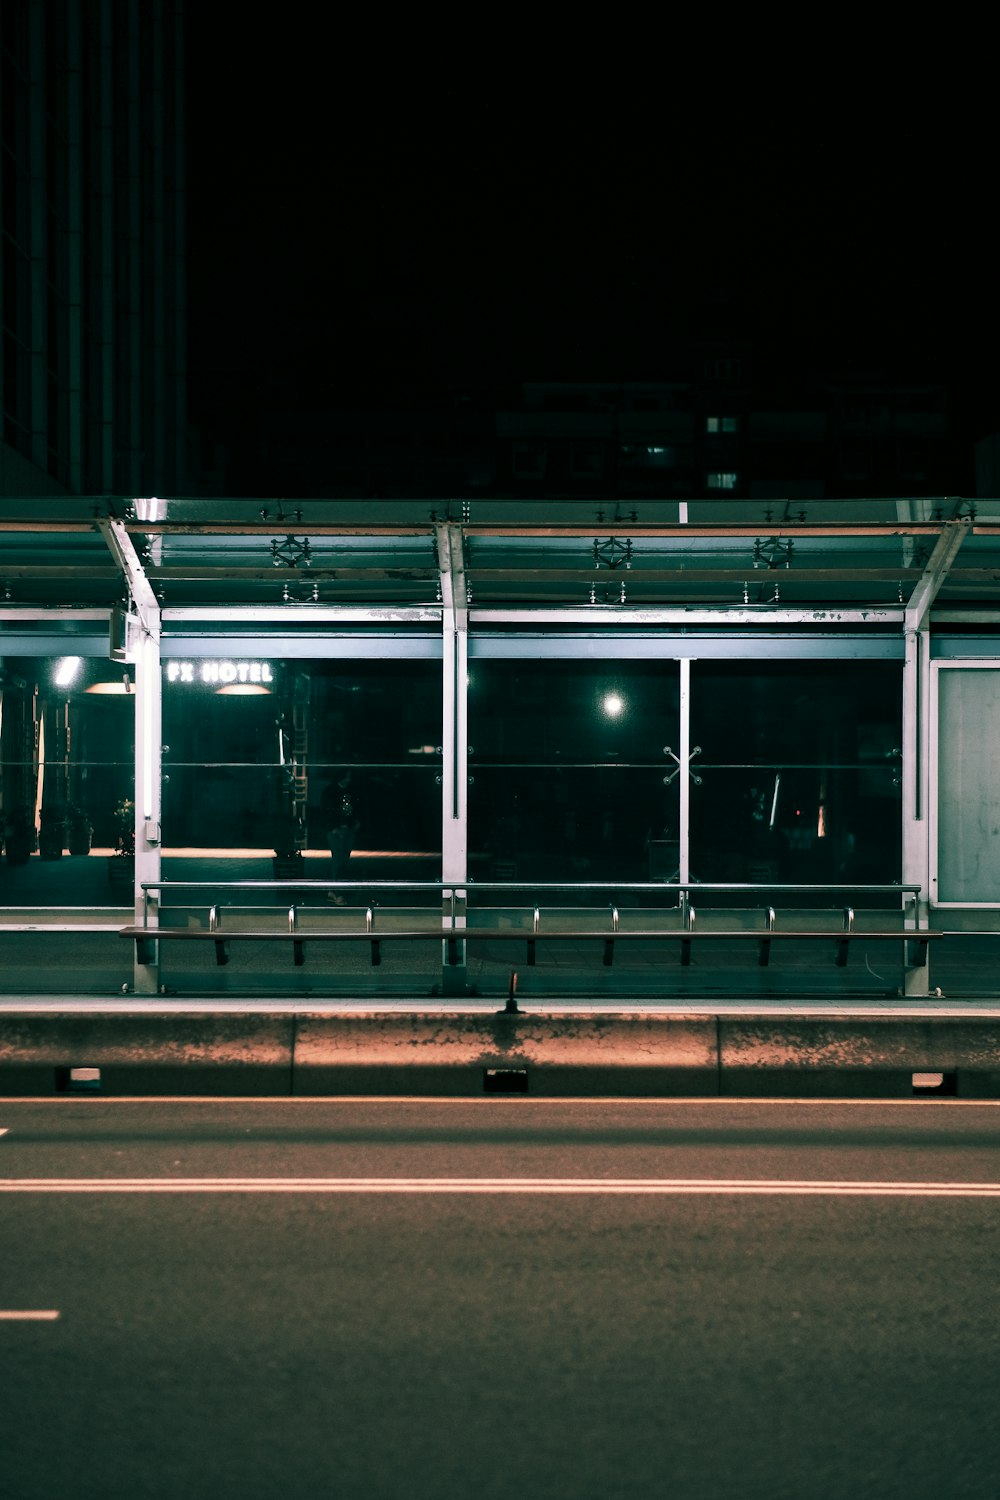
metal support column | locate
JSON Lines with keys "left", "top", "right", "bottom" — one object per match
{"left": 901, "top": 628, "right": 931, "bottom": 995}
{"left": 901, "top": 518, "right": 969, "bottom": 996}
{"left": 133, "top": 628, "right": 162, "bottom": 994}
{"left": 678, "top": 658, "right": 691, "bottom": 891}
{"left": 437, "top": 523, "right": 468, "bottom": 995}
{"left": 99, "top": 516, "right": 162, "bottom": 993}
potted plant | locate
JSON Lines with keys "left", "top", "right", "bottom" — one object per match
{"left": 66, "top": 804, "right": 93, "bottom": 856}
{"left": 2, "top": 811, "right": 34, "bottom": 865}
{"left": 38, "top": 802, "right": 67, "bottom": 860}
{"left": 107, "top": 797, "right": 135, "bottom": 890}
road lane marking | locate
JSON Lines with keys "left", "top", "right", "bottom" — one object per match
{"left": 4, "top": 1096, "right": 1000, "bottom": 1110}
{"left": 4, "top": 1096, "right": 1000, "bottom": 1107}
{"left": 0, "top": 1311, "right": 60, "bottom": 1321}
{"left": 1, "top": 1178, "right": 1000, "bottom": 1197}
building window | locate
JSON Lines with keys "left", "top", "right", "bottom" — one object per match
{"left": 703, "top": 358, "right": 743, "bottom": 384}
{"left": 570, "top": 441, "right": 605, "bottom": 479}
{"left": 706, "top": 471, "right": 738, "bottom": 490}
{"left": 619, "top": 445, "right": 677, "bottom": 471}
{"left": 706, "top": 416, "right": 738, "bottom": 433}
{"left": 511, "top": 441, "right": 547, "bottom": 479}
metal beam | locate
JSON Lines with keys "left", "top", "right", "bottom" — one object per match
{"left": 145, "top": 567, "right": 438, "bottom": 582}
{"left": 161, "top": 605, "right": 443, "bottom": 624}
{"left": 0, "top": 607, "right": 111, "bottom": 620}
{"left": 0, "top": 567, "right": 120, "bottom": 580}
{"left": 435, "top": 522, "right": 467, "bottom": 620}
{"left": 462, "top": 524, "right": 948, "bottom": 539}
{"left": 97, "top": 517, "right": 160, "bottom": 638}
{"left": 110, "top": 520, "right": 951, "bottom": 539}
{"left": 470, "top": 607, "right": 906, "bottom": 626}
{"left": 465, "top": 569, "right": 925, "bottom": 584}
{"left": 904, "top": 518, "right": 972, "bottom": 632}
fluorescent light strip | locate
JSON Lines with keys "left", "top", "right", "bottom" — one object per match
{"left": 141, "top": 636, "right": 156, "bottom": 821}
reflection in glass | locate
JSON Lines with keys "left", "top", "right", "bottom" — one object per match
{"left": 470, "top": 661, "right": 680, "bottom": 884}
{"left": 0, "top": 655, "right": 135, "bottom": 904}
{"left": 161, "top": 659, "right": 442, "bottom": 885}
{"left": 691, "top": 662, "right": 902, "bottom": 886}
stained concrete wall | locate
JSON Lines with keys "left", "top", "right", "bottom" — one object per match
{"left": 0, "top": 1010, "right": 997, "bottom": 1097}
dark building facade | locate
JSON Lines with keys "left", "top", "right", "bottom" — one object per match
{"left": 250, "top": 354, "right": 960, "bottom": 507}
{"left": 496, "top": 368, "right": 956, "bottom": 506}
{"left": 0, "top": 0, "right": 185, "bottom": 497}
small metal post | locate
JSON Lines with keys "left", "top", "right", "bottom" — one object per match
{"left": 503, "top": 971, "right": 520, "bottom": 1014}
{"left": 759, "top": 906, "right": 775, "bottom": 966}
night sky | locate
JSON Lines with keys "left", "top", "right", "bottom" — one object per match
{"left": 184, "top": 25, "right": 995, "bottom": 495}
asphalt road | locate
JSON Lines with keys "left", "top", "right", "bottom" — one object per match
{"left": 1, "top": 1099, "right": 999, "bottom": 1500}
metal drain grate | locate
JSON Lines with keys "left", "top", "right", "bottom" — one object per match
{"left": 484, "top": 1068, "right": 529, "bottom": 1094}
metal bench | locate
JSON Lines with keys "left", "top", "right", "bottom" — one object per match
{"left": 120, "top": 923, "right": 454, "bottom": 968}
{"left": 121, "top": 914, "right": 940, "bottom": 972}
{"left": 121, "top": 879, "right": 936, "bottom": 989}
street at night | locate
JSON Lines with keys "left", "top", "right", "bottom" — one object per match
{"left": 2, "top": 1098, "right": 999, "bottom": 1499}
{"left": 4, "top": 12, "right": 1000, "bottom": 1500}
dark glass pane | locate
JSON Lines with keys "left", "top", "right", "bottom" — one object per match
{"left": 693, "top": 661, "right": 902, "bottom": 768}
{"left": 161, "top": 658, "right": 441, "bottom": 884}
{"left": 690, "top": 660, "right": 902, "bottom": 888}
{"left": 471, "top": 660, "right": 677, "bottom": 765}
{"left": 470, "top": 661, "right": 679, "bottom": 884}
{"left": 691, "top": 768, "right": 901, "bottom": 887}
{"left": 0, "top": 656, "right": 135, "bottom": 908}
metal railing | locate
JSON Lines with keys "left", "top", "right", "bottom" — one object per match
{"left": 137, "top": 879, "right": 925, "bottom": 933}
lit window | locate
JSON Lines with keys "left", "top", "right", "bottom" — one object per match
{"left": 619, "top": 445, "right": 675, "bottom": 470}
{"left": 706, "top": 472, "right": 738, "bottom": 490}
{"left": 706, "top": 416, "right": 738, "bottom": 433}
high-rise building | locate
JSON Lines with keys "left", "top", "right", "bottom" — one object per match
{"left": 0, "top": 0, "right": 185, "bottom": 497}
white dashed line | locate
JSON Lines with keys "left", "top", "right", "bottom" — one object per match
{"left": 0, "top": 1310, "right": 60, "bottom": 1321}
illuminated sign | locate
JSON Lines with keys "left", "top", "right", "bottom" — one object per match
{"left": 165, "top": 661, "right": 274, "bottom": 685}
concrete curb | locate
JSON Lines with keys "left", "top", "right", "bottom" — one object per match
{"left": 294, "top": 1012, "right": 718, "bottom": 1096}
{"left": 0, "top": 1013, "right": 294, "bottom": 1096}
{"left": 1, "top": 1010, "right": 999, "bottom": 1097}
{"left": 719, "top": 1017, "right": 1000, "bottom": 1098}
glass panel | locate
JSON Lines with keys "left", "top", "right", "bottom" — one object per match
{"left": 689, "top": 768, "right": 902, "bottom": 885}
{"left": 691, "top": 661, "right": 902, "bottom": 889}
{"left": 0, "top": 654, "right": 134, "bottom": 912}
{"left": 937, "top": 668, "right": 1000, "bottom": 903}
{"left": 469, "top": 661, "right": 680, "bottom": 884}
{"left": 161, "top": 658, "right": 441, "bottom": 892}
